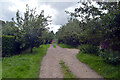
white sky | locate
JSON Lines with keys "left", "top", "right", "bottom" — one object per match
{"left": 0, "top": 0, "right": 81, "bottom": 33}
{"left": 0, "top": 0, "right": 114, "bottom": 33}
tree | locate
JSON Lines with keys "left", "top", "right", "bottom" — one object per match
{"left": 57, "top": 1, "right": 120, "bottom": 51}
{"left": 2, "top": 21, "right": 19, "bottom": 36}
{"left": 13, "top": 4, "right": 51, "bottom": 53}
{"left": 56, "top": 18, "right": 81, "bottom": 46}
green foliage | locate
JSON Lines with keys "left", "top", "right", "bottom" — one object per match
{"left": 56, "top": 19, "right": 81, "bottom": 46}
{"left": 2, "top": 44, "right": 49, "bottom": 78}
{"left": 77, "top": 52, "right": 120, "bottom": 80}
{"left": 42, "top": 31, "right": 54, "bottom": 44}
{"left": 53, "top": 45, "right": 56, "bottom": 48}
{"left": 2, "top": 4, "right": 53, "bottom": 54}
{"left": 99, "top": 50, "right": 120, "bottom": 65}
{"left": 11, "top": 4, "right": 52, "bottom": 53}
{"left": 2, "top": 21, "right": 19, "bottom": 36}
{"left": 60, "top": 1, "right": 120, "bottom": 50}
{"left": 78, "top": 44, "right": 120, "bottom": 65}
{"left": 2, "top": 35, "right": 20, "bottom": 57}
{"left": 78, "top": 44, "right": 98, "bottom": 55}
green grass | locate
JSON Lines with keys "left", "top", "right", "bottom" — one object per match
{"left": 2, "top": 44, "right": 50, "bottom": 78}
{"left": 53, "top": 45, "right": 56, "bottom": 48}
{"left": 58, "top": 44, "right": 76, "bottom": 49}
{"left": 59, "top": 60, "right": 76, "bottom": 78}
{"left": 77, "top": 52, "right": 120, "bottom": 80}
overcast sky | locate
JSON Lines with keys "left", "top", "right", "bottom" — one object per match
{"left": 0, "top": 0, "right": 81, "bottom": 33}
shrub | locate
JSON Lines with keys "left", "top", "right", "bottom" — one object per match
{"left": 78, "top": 44, "right": 99, "bottom": 55}
{"left": 99, "top": 50, "right": 120, "bottom": 65}
{"left": 2, "top": 35, "right": 20, "bottom": 57}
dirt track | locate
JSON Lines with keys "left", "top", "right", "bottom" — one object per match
{"left": 39, "top": 44, "right": 103, "bottom": 78}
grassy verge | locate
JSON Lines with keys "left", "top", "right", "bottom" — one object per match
{"left": 53, "top": 45, "right": 56, "bottom": 48}
{"left": 58, "top": 44, "right": 76, "bottom": 49}
{"left": 77, "top": 52, "right": 120, "bottom": 80}
{"left": 59, "top": 60, "right": 76, "bottom": 78}
{"left": 2, "top": 44, "right": 50, "bottom": 78}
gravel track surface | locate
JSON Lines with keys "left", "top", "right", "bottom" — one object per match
{"left": 39, "top": 44, "right": 103, "bottom": 78}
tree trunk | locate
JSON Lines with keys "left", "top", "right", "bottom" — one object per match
{"left": 30, "top": 47, "right": 33, "bottom": 53}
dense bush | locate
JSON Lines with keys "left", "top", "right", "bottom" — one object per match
{"left": 2, "top": 35, "right": 20, "bottom": 57}
{"left": 79, "top": 44, "right": 120, "bottom": 65}
{"left": 99, "top": 50, "right": 120, "bottom": 65}
{"left": 78, "top": 44, "right": 99, "bottom": 55}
